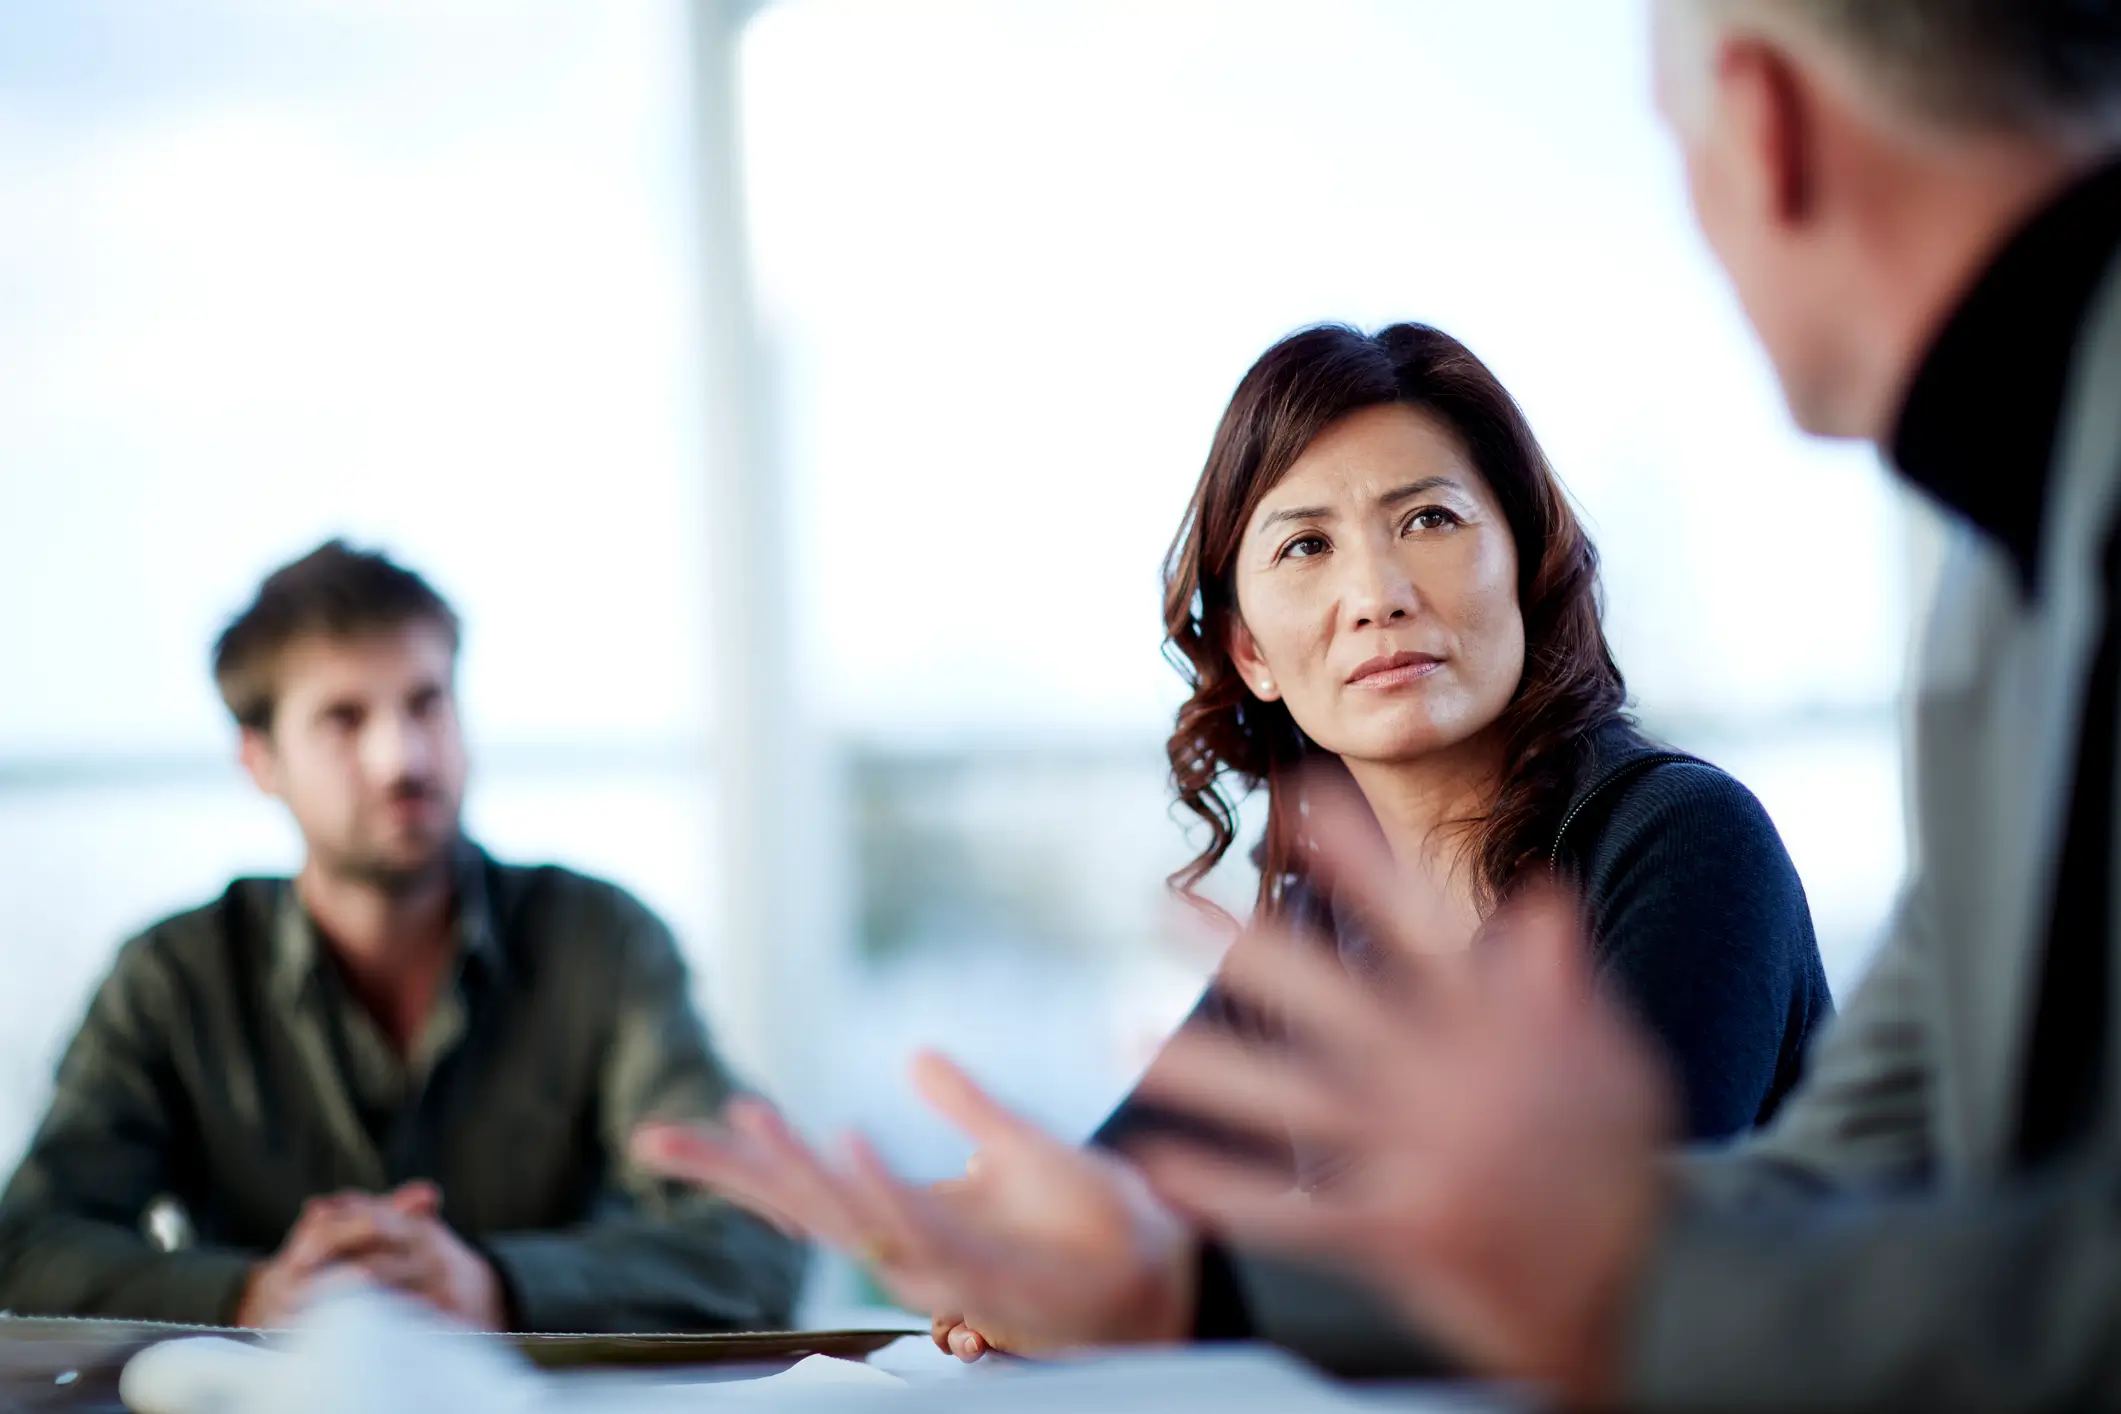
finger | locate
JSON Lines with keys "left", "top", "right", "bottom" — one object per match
{"left": 836, "top": 1133, "right": 997, "bottom": 1317}
{"left": 909, "top": 1053, "right": 1061, "bottom": 1158}
{"left": 928, "top": 1176, "right": 989, "bottom": 1225}
{"left": 292, "top": 1191, "right": 363, "bottom": 1228}
{"left": 284, "top": 1205, "right": 405, "bottom": 1276}
{"left": 1210, "top": 922, "right": 1405, "bottom": 1064}
{"left": 930, "top": 1313, "right": 959, "bottom": 1354}
{"left": 632, "top": 1120, "right": 741, "bottom": 1182}
{"left": 312, "top": 1189, "right": 368, "bottom": 1207}
{"left": 1485, "top": 884, "right": 1594, "bottom": 1017}
{"left": 836, "top": 1132, "right": 956, "bottom": 1276}
{"left": 637, "top": 1117, "right": 861, "bottom": 1247}
{"left": 1298, "top": 768, "right": 1471, "bottom": 970}
{"left": 1132, "top": 1028, "right": 1368, "bottom": 1149}
{"left": 1132, "top": 1140, "right": 1361, "bottom": 1255}
{"left": 726, "top": 1102, "right": 883, "bottom": 1252}
{"left": 387, "top": 1181, "right": 443, "bottom": 1219}
{"left": 951, "top": 1326, "right": 989, "bottom": 1362}
{"left": 349, "top": 1247, "right": 431, "bottom": 1296}
{"left": 1159, "top": 892, "right": 1245, "bottom": 966}
{"left": 633, "top": 1122, "right": 812, "bottom": 1235}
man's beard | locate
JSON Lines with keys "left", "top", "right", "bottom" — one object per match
{"left": 335, "top": 842, "right": 457, "bottom": 899}
{"left": 325, "top": 784, "right": 461, "bottom": 897}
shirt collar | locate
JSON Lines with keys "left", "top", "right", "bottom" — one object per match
{"left": 1890, "top": 159, "right": 2121, "bottom": 590}
{"left": 269, "top": 836, "right": 504, "bottom": 1001}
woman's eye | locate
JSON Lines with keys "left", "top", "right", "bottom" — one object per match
{"left": 1406, "top": 507, "right": 1460, "bottom": 533}
{"left": 1280, "top": 533, "right": 1329, "bottom": 561}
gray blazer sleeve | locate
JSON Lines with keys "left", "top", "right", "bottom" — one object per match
{"left": 1672, "top": 880, "right": 1939, "bottom": 1208}
{"left": 1220, "top": 883, "right": 1948, "bottom": 1384}
{"left": 1629, "top": 1148, "right": 2121, "bottom": 1412}
{"left": 1621, "top": 877, "right": 2121, "bottom": 1412}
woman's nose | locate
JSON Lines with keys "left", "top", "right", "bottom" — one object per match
{"left": 1344, "top": 546, "right": 1420, "bottom": 628}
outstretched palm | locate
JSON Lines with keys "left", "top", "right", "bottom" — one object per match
{"left": 634, "top": 1052, "right": 1196, "bottom": 1355}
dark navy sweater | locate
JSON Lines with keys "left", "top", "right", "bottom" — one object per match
{"left": 1096, "top": 725, "right": 1834, "bottom": 1153}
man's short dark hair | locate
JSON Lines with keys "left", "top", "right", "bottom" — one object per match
{"left": 213, "top": 540, "right": 461, "bottom": 732}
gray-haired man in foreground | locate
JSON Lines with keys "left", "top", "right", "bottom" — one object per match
{"left": 634, "top": 2, "right": 2121, "bottom": 1408}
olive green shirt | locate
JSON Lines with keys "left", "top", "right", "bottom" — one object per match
{"left": 0, "top": 843, "right": 805, "bottom": 1332}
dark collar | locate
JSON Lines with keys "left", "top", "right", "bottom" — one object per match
{"left": 1891, "top": 160, "right": 2121, "bottom": 589}
{"left": 269, "top": 837, "right": 505, "bottom": 1001}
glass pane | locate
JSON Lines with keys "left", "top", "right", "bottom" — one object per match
{"left": 0, "top": 0, "right": 709, "bottom": 755}
{"left": 744, "top": 0, "right": 1909, "bottom": 737}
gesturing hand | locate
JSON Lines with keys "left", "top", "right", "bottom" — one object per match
{"left": 1128, "top": 781, "right": 1676, "bottom": 1408}
{"left": 634, "top": 1054, "right": 1199, "bottom": 1356}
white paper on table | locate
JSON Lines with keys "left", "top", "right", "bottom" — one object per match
{"left": 688, "top": 1352, "right": 904, "bottom": 1398}
{"left": 118, "top": 1287, "right": 1507, "bottom": 1414}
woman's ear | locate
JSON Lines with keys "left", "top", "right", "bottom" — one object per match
{"left": 1227, "top": 617, "right": 1282, "bottom": 702}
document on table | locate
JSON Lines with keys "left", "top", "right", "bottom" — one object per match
{"left": 107, "top": 1289, "right": 1518, "bottom": 1414}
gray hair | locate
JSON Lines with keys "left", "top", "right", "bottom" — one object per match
{"left": 1678, "top": 0, "right": 2121, "bottom": 137}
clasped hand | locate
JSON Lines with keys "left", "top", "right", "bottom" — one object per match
{"left": 234, "top": 1180, "right": 505, "bottom": 1330}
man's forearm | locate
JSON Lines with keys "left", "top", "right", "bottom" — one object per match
{"left": 1628, "top": 1158, "right": 2121, "bottom": 1414}
{"left": 480, "top": 1205, "right": 806, "bottom": 1334}
{"left": 0, "top": 1209, "right": 257, "bottom": 1324}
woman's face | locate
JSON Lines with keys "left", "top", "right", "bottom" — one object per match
{"left": 1228, "top": 403, "right": 1526, "bottom": 768}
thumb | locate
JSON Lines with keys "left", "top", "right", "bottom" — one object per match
{"left": 910, "top": 1051, "right": 1054, "bottom": 1155}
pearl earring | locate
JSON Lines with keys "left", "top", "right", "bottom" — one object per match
{"left": 1258, "top": 678, "right": 1275, "bottom": 696}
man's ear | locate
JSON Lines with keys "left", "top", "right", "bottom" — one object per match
{"left": 1715, "top": 34, "right": 1818, "bottom": 232}
{"left": 1226, "top": 617, "right": 1282, "bottom": 703}
{"left": 238, "top": 726, "right": 282, "bottom": 800}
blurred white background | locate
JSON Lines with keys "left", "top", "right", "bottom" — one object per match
{"left": 0, "top": 0, "right": 1920, "bottom": 1313}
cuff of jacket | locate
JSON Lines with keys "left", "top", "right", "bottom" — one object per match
{"left": 1623, "top": 1199, "right": 1810, "bottom": 1414}
{"left": 129, "top": 1248, "right": 259, "bottom": 1327}
{"left": 477, "top": 1231, "right": 607, "bottom": 1334}
{"left": 474, "top": 1225, "right": 805, "bottom": 1335}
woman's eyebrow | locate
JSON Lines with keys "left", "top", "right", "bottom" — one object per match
{"left": 1256, "top": 476, "right": 1467, "bottom": 534}
{"left": 1257, "top": 502, "right": 1333, "bottom": 531}
{"left": 1377, "top": 475, "right": 1464, "bottom": 507}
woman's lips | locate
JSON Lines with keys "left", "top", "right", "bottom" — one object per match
{"left": 1346, "top": 651, "right": 1444, "bottom": 689}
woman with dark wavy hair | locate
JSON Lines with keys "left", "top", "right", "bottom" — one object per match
{"left": 636, "top": 322, "right": 1838, "bottom": 1368}
{"left": 1096, "top": 322, "right": 1832, "bottom": 1159}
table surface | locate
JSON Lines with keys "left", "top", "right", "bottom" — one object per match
{"left": 0, "top": 1317, "right": 1507, "bottom": 1414}
{"left": 0, "top": 1318, "right": 920, "bottom": 1413}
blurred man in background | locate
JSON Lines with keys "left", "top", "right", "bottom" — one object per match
{"left": 0, "top": 541, "right": 803, "bottom": 1332}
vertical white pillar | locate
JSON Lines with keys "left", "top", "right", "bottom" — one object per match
{"left": 684, "top": 0, "right": 804, "bottom": 1100}
{"left": 684, "top": 0, "right": 862, "bottom": 1319}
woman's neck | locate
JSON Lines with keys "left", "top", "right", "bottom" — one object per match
{"left": 1340, "top": 730, "right": 1506, "bottom": 946}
